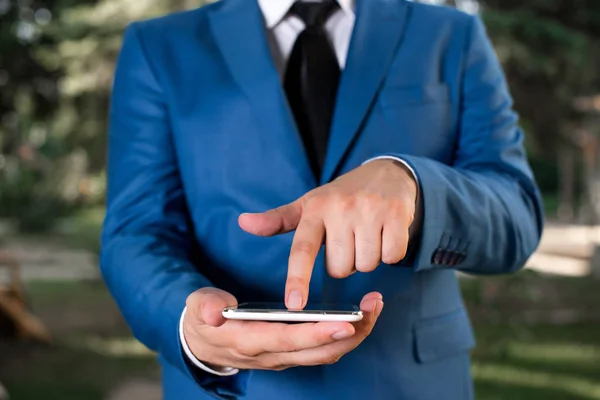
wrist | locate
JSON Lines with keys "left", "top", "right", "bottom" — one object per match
{"left": 374, "top": 158, "right": 418, "bottom": 204}
{"left": 391, "top": 159, "right": 418, "bottom": 197}
{"left": 362, "top": 156, "right": 421, "bottom": 234}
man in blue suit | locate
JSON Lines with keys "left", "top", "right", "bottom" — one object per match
{"left": 101, "top": 0, "right": 543, "bottom": 399}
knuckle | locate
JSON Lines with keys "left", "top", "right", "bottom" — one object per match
{"left": 320, "top": 354, "right": 343, "bottom": 365}
{"left": 355, "top": 248, "right": 379, "bottom": 271}
{"left": 235, "top": 342, "right": 259, "bottom": 358}
{"left": 391, "top": 203, "right": 414, "bottom": 227}
{"left": 389, "top": 198, "right": 406, "bottom": 214}
{"left": 381, "top": 251, "right": 402, "bottom": 265}
{"left": 326, "top": 238, "right": 346, "bottom": 254}
{"left": 246, "top": 357, "right": 268, "bottom": 369}
{"left": 264, "top": 358, "right": 289, "bottom": 371}
{"left": 393, "top": 198, "right": 415, "bottom": 223}
{"left": 276, "top": 335, "right": 297, "bottom": 353}
{"left": 271, "top": 206, "right": 288, "bottom": 222}
{"left": 338, "top": 194, "right": 356, "bottom": 211}
{"left": 185, "top": 295, "right": 196, "bottom": 310}
{"left": 356, "top": 238, "right": 377, "bottom": 252}
{"left": 328, "top": 266, "right": 351, "bottom": 279}
{"left": 185, "top": 294, "right": 202, "bottom": 317}
{"left": 358, "top": 191, "right": 382, "bottom": 207}
{"left": 360, "top": 323, "right": 375, "bottom": 339}
{"left": 355, "top": 262, "right": 378, "bottom": 273}
{"left": 325, "top": 244, "right": 351, "bottom": 271}
{"left": 305, "top": 194, "right": 328, "bottom": 210}
{"left": 406, "top": 209, "right": 415, "bottom": 226}
{"left": 292, "top": 240, "right": 317, "bottom": 255}
{"left": 397, "top": 247, "right": 408, "bottom": 261}
{"left": 286, "top": 276, "right": 307, "bottom": 289}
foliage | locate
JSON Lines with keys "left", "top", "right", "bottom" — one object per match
{"left": 480, "top": 0, "right": 600, "bottom": 153}
{"left": 0, "top": 0, "right": 206, "bottom": 232}
{"left": 0, "top": 165, "right": 72, "bottom": 231}
{"left": 2, "top": 0, "right": 600, "bottom": 230}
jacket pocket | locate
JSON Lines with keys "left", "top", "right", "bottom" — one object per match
{"left": 378, "top": 84, "right": 450, "bottom": 108}
{"left": 414, "top": 308, "right": 476, "bottom": 364}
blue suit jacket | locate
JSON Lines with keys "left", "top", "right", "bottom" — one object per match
{"left": 101, "top": 0, "right": 544, "bottom": 399}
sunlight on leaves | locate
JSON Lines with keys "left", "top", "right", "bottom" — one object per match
{"left": 62, "top": 0, "right": 164, "bottom": 27}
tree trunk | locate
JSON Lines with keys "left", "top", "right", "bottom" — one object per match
{"left": 591, "top": 245, "right": 600, "bottom": 279}
{"left": 577, "top": 128, "right": 600, "bottom": 225}
{"left": 557, "top": 146, "right": 575, "bottom": 222}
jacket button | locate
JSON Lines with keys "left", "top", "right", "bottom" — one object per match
{"left": 432, "top": 249, "right": 444, "bottom": 265}
{"left": 448, "top": 251, "right": 461, "bottom": 266}
{"left": 441, "top": 250, "right": 453, "bottom": 265}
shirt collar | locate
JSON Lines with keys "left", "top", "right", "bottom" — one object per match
{"left": 257, "top": 0, "right": 355, "bottom": 29}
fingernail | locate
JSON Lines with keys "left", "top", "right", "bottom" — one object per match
{"left": 375, "top": 301, "right": 384, "bottom": 318}
{"left": 287, "top": 290, "right": 303, "bottom": 309}
{"left": 332, "top": 330, "right": 353, "bottom": 340}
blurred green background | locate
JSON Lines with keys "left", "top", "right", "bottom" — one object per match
{"left": 1, "top": 0, "right": 600, "bottom": 399}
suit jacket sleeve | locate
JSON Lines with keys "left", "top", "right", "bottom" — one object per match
{"left": 389, "top": 15, "right": 544, "bottom": 274}
{"left": 100, "top": 23, "right": 248, "bottom": 399}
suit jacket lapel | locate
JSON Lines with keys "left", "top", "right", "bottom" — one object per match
{"left": 208, "top": 0, "right": 317, "bottom": 188}
{"left": 321, "top": 0, "right": 410, "bottom": 184}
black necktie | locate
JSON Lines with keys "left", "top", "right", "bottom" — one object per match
{"left": 284, "top": 0, "right": 341, "bottom": 179}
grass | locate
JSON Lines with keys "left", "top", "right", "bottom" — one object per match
{"left": 0, "top": 280, "right": 159, "bottom": 400}
{"left": 26, "top": 280, "right": 110, "bottom": 309}
{"left": 1, "top": 343, "right": 157, "bottom": 400}
{"left": 462, "top": 273, "right": 600, "bottom": 400}
{"left": 472, "top": 324, "right": 600, "bottom": 399}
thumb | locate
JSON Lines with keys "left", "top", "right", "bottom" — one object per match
{"left": 239, "top": 200, "right": 303, "bottom": 236}
{"left": 187, "top": 287, "right": 237, "bottom": 328}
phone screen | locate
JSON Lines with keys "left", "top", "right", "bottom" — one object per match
{"left": 234, "top": 302, "right": 359, "bottom": 313}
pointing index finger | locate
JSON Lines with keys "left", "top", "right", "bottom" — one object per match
{"left": 285, "top": 216, "right": 324, "bottom": 310}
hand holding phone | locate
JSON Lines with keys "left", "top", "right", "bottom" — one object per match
{"left": 182, "top": 288, "right": 383, "bottom": 372}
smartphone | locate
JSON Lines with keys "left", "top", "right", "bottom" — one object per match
{"left": 222, "top": 302, "right": 363, "bottom": 322}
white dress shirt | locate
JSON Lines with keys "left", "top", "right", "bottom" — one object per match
{"left": 180, "top": 0, "right": 418, "bottom": 376}
{"left": 263, "top": 0, "right": 355, "bottom": 69}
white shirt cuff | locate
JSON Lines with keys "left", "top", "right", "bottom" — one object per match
{"left": 362, "top": 155, "right": 419, "bottom": 186}
{"left": 179, "top": 307, "right": 239, "bottom": 376}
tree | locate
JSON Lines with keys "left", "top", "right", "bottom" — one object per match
{"left": 0, "top": 0, "right": 206, "bottom": 231}
{"left": 0, "top": 0, "right": 89, "bottom": 230}
{"left": 480, "top": 1, "right": 600, "bottom": 222}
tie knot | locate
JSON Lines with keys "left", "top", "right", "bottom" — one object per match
{"left": 289, "top": 0, "right": 340, "bottom": 28}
